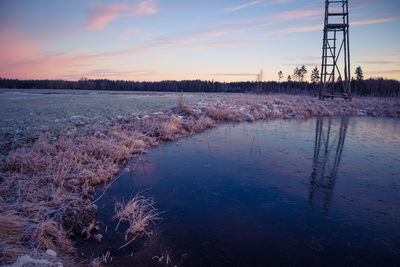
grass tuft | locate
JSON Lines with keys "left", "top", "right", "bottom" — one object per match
{"left": 34, "top": 221, "right": 74, "bottom": 255}
{"left": 113, "top": 195, "right": 160, "bottom": 243}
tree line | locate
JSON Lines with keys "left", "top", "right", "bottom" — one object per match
{"left": 275, "top": 65, "right": 399, "bottom": 97}
{"left": 0, "top": 67, "right": 398, "bottom": 97}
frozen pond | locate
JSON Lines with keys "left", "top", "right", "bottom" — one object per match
{"left": 79, "top": 117, "right": 400, "bottom": 266}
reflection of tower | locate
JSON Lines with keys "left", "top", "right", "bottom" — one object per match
{"left": 320, "top": 0, "right": 351, "bottom": 100}
{"left": 309, "top": 117, "right": 348, "bottom": 210}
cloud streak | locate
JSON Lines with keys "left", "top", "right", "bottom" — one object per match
{"left": 266, "top": 15, "right": 400, "bottom": 36}
{"left": 211, "top": 73, "right": 256, "bottom": 77}
{"left": 351, "top": 16, "right": 400, "bottom": 26}
{"left": 60, "top": 68, "right": 157, "bottom": 80}
{"left": 357, "top": 60, "right": 398, "bottom": 65}
{"left": 225, "top": 0, "right": 263, "bottom": 12}
{"left": 366, "top": 69, "right": 400, "bottom": 79}
{"left": 189, "top": 38, "right": 267, "bottom": 50}
{"left": 275, "top": 8, "right": 322, "bottom": 20}
{"left": 85, "top": 0, "right": 157, "bottom": 30}
{"left": 268, "top": 24, "right": 322, "bottom": 35}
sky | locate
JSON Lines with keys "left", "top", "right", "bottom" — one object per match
{"left": 0, "top": 0, "right": 399, "bottom": 82}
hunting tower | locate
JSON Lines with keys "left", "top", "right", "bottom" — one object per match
{"left": 320, "top": 0, "right": 351, "bottom": 100}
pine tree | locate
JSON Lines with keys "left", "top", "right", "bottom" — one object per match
{"left": 355, "top": 66, "right": 364, "bottom": 82}
{"left": 299, "top": 65, "right": 307, "bottom": 82}
{"left": 310, "top": 66, "right": 320, "bottom": 84}
{"left": 278, "top": 71, "right": 283, "bottom": 82}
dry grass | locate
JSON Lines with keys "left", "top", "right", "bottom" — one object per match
{"left": 160, "top": 115, "right": 183, "bottom": 141}
{"left": 197, "top": 94, "right": 400, "bottom": 121}
{"left": 177, "top": 96, "right": 185, "bottom": 110}
{"left": 91, "top": 250, "right": 111, "bottom": 267}
{"left": 0, "top": 245, "right": 25, "bottom": 265}
{"left": 0, "top": 214, "right": 24, "bottom": 244}
{"left": 34, "top": 221, "right": 74, "bottom": 255}
{"left": 0, "top": 93, "right": 399, "bottom": 265}
{"left": 113, "top": 195, "right": 160, "bottom": 243}
{"left": 0, "top": 214, "right": 26, "bottom": 264}
{"left": 0, "top": 126, "right": 149, "bottom": 264}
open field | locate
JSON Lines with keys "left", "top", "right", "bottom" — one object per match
{"left": 1, "top": 89, "right": 399, "bottom": 157}
{"left": 0, "top": 89, "right": 399, "bottom": 266}
{"left": 0, "top": 89, "right": 203, "bottom": 156}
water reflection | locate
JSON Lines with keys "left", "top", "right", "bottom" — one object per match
{"left": 77, "top": 117, "right": 400, "bottom": 266}
{"left": 309, "top": 117, "right": 348, "bottom": 211}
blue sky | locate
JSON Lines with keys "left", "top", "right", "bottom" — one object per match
{"left": 0, "top": 0, "right": 399, "bottom": 81}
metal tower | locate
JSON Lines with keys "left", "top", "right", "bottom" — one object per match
{"left": 309, "top": 117, "right": 348, "bottom": 211}
{"left": 320, "top": 0, "right": 351, "bottom": 100}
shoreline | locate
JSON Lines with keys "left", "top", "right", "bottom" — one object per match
{"left": 1, "top": 93, "right": 399, "bottom": 266}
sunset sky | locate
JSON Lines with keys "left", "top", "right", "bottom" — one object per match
{"left": 0, "top": 0, "right": 399, "bottom": 82}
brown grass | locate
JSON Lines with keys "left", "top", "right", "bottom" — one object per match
{"left": 113, "top": 195, "right": 160, "bottom": 243}
{"left": 91, "top": 250, "right": 110, "bottom": 267}
{"left": 0, "top": 245, "right": 25, "bottom": 265}
{"left": 0, "top": 214, "right": 24, "bottom": 244}
{"left": 0, "top": 214, "right": 26, "bottom": 264}
{"left": 34, "top": 221, "right": 74, "bottom": 255}
{"left": 177, "top": 96, "right": 185, "bottom": 110}
{"left": 160, "top": 115, "right": 183, "bottom": 141}
{"left": 0, "top": 125, "right": 150, "bottom": 264}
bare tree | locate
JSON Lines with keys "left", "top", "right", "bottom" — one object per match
{"left": 256, "top": 69, "right": 263, "bottom": 82}
{"left": 255, "top": 69, "right": 263, "bottom": 92}
{"left": 293, "top": 67, "right": 300, "bottom": 81}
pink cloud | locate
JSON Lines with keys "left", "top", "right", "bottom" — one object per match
{"left": 276, "top": 8, "right": 323, "bottom": 20}
{"left": 190, "top": 38, "right": 266, "bottom": 50}
{"left": 60, "top": 68, "right": 157, "bottom": 80}
{"left": 1, "top": 53, "right": 89, "bottom": 79}
{"left": 0, "top": 27, "right": 38, "bottom": 66}
{"left": 351, "top": 16, "right": 400, "bottom": 26}
{"left": 0, "top": 35, "right": 180, "bottom": 80}
{"left": 1, "top": 25, "right": 265, "bottom": 80}
{"left": 221, "top": 7, "right": 323, "bottom": 29}
{"left": 357, "top": 60, "right": 398, "bottom": 65}
{"left": 268, "top": 24, "right": 322, "bottom": 35}
{"left": 85, "top": 0, "right": 158, "bottom": 30}
{"left": 211, "top": 73, "right": 256, "bottom": 77}
{"left": 366, "top": 70, "right": 400, "bottom": 75}
{"left": 365, "top": 69, "right": 400, "bottom": 80}
{"left": 117, "top": 28, "right": 141, "bottom": 39}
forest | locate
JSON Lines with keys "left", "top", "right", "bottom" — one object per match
{"left": 0, "top": 77, "right": 399, "bottom": 97}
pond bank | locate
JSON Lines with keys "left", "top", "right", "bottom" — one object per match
{"left": 0, "top": 94, "right": 399, "bottom": 266}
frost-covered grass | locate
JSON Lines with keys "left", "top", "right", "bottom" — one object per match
{"left": 0, "top": 90, "right": 399, "bottom": 265}
{"left": 0, "top": 89, "right": 201, "bottom": 156}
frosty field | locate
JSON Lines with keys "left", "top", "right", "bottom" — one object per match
{"left": 0, "top": 89, "right": 201, "bottom": 155}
